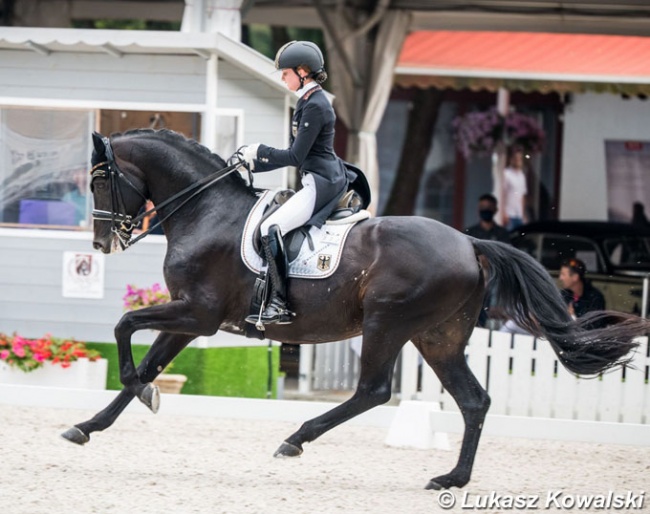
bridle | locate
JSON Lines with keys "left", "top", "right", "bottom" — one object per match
{"left": 89, "top": 137, "right": 243, "bottom": 248}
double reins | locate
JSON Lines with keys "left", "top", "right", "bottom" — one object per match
{"left": 89, "top": 137, "right": 243, "bottom": 248}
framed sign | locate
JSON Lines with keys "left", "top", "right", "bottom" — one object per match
{"left": 62, "top": 251, "right": 105, "bottom": 299}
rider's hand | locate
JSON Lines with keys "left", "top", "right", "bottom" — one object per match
{"left": 239, "top": 143, "right": 260, "bottom": 171}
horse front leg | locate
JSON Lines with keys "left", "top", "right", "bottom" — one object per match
{"left": 61, "top": 332, "right": 194, "bottom": 445}
{"left": 114, "top": 299, "right": 218, "bottom": 411}
{"left": 274, "top": 325, "right": 406, "bottom": 457}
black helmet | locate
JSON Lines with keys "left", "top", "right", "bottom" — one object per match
{"left": 274, "top": 41, "right": 325, "bottom": 74}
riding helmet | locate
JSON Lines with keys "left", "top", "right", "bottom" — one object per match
{"left": 274, "top": 41, "right": 325, "bottom": 74}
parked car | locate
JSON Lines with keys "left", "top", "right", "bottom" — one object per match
{"left": 509, "top": 221, "right": 650, "bottom": 315}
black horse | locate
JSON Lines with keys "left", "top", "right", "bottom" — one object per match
{"left": 62, "top": 129, "right": 647, "bottom": 490}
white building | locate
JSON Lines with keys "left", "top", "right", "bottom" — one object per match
{"left": 0, "top": 26, "right": 297, "bottom": 342}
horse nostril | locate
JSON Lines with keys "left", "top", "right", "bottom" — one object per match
{"left": 93, "top": 241, "right": 104, "bottom": 251}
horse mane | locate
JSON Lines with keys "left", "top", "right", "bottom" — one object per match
{"left": 112, "top": 128, "right": 257, "bottom": 194}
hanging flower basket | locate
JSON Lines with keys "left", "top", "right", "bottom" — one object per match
{"left": 453, "top": 107, "right": 545, "bottom": 159}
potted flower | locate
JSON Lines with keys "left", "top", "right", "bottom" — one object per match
{"left": 0, "top": 333, "right": 107, "bottom": 389}
{"left": 453, "top": 107, "right": 545, "bottom": 159}
{"left": 123, "top": 283, "right": 187, "bottom": 394}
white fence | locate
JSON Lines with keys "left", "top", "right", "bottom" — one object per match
{"left": 301, "top": 328, "right": 650, "bottom": 425}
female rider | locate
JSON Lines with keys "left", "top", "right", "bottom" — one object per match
{"left": 238, "top": 41, "right": 351, "bottom": 326}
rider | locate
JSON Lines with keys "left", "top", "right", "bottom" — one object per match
{"left": 237, "top": 41, "right": 352, "bottom": 326}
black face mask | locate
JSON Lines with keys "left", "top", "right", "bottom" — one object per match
{"left": 479, "top": 209, "right": 495, "bottom": 222}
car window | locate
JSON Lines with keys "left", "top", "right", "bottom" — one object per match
{"left": 540, "top": 235, "right": 600, "bottom": 272}
{"left": 603, "top": 236, "right": 650, "bottom": 267}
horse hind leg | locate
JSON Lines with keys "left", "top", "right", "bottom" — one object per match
{"left": 274, "top": 323, "right": 406, "bottom": 457}
{"left": 412, "top": 320, "right": 490, "bottom": 490}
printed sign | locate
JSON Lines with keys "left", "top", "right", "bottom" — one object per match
{"left": 62, "top": 251, "right": 105, "bottom": 299}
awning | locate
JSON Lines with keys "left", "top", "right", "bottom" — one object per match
{"left": 395, "top": 31, "right": 650, "bottom": 94}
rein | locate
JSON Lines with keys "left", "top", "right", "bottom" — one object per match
{"left": 90, "top": 137, "right": 242, "bottom": 248}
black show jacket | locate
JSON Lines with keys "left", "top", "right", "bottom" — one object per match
{"left": 253, "top": 86, "right": 351, "bottom": 228}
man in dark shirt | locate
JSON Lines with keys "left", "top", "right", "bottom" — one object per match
{"left": 559, "top": 258, "right": 606, "bottom": 318}
{"left": 465, "top": 193, "right": 511, "bottom": 243}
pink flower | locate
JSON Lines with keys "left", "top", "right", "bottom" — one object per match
{"left": 0, "top": 350, "right": 9, "bottom": 360}
{"left": 12, "top": 343, "right": 25, "bottom": 358}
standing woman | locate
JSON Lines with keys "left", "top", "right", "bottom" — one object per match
{"left": 237, "top": 41, "right": 352, "bottom": 326}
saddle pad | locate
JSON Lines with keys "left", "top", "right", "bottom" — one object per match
{"left": 241, "top": 191, "right": 360, "bottom": 279}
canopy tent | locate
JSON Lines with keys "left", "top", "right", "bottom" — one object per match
{"left": 395, "top": 31, "right": 650, "bottom": 95}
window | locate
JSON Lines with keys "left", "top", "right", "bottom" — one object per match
{"left": 0, "top": 108, "right": 93, "bottom": 228}
{"left": 540, "top": 235, "right": 600, "bottom": 272}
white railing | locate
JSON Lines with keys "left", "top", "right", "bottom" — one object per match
{"left": 401, "top": 328, "right": 650, "bottom": 424}
{"left": 300, "top": 328, "right": 650, "bottom": 425}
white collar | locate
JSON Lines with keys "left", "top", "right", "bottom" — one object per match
{"left": 296, "top": 81, "right": 319, "bottom": 99}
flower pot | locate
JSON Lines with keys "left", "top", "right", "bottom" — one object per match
{"left": 0, "top": 358, "right": 108, "bottom": 389}
{"left": 153, "top": 373, "right": 188, "bottom": 394}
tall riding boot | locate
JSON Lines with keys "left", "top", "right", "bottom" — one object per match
{"left": 246, "top": 225, "right": 295, "bottom": 326}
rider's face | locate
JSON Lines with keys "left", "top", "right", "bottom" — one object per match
{"left": 281, "top": 68, "right": 304, "bottom": 92}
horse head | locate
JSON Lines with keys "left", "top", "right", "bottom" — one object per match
{"left": 90, "top": 131, "right": 149, "bottom": 254}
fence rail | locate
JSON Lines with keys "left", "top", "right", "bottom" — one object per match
{"left": 302, "top": 328, "right": 650, "bottom": 425}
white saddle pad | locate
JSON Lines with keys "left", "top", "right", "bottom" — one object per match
{"left": 241, "top": 191, "right": 368, "bottom": 279}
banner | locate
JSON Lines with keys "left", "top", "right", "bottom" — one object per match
{"left": 605, "top": 140, "right": 650, "bottom": 222}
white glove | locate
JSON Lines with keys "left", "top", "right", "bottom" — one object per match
{"left": 239, "top": 143, "right": 260, "bottom": 171}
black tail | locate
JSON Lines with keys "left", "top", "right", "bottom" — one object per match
{"left": 471, "top": 238, "right": 646, "bottom": 376}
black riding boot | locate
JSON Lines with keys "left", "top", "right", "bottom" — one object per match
{"left": 246, "top": 225, "right": 294, "bottom": 326}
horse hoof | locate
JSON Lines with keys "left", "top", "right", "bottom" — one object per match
{"left": 60, "top": 426, "right": 90, "bottom": 446}
{"left": 273, "top": 441, "right": 303, "bottom": 458}
{"left": 138, "top": 383, "right": 160, "bottom": 414}
{"left": 425, "top": 479, "right": 443, "bottom": 490}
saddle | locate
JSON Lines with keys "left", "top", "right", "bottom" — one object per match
{"left": 252, "top": 188, "right": 365, "bottom": 262}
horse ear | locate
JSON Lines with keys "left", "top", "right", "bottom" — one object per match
{"left": 92, "top": 132, "right": 106, "bottom": 155}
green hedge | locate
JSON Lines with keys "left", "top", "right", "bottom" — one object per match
{"left": 85, "top": 342, "right": 281, "bottom": 398}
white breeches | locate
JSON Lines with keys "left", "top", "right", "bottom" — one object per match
{"left": 260, "top": 173, "right": 317, "bottom": 237}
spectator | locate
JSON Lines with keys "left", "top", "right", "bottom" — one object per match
{"left": 465, "top": 193, "right": 511, "bottom": 243}
{"left": 62, "top": 168, "right": 88, "bottom": 226}
{"left": 502, "top": 147, "right": 528, "bottom": 230}
{"left": 466, "top": 194, "right": 511, "bottom": 328}
{"left": 559, "top": 258, "right": 605, "bottom": 318}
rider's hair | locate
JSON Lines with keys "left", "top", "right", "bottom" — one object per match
{"left": 298, "top": 65, "right": 328, "bottom": 85}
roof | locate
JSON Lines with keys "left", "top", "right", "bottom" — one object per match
{"left": 395, "top": 31, "right": 650, "bottom": 94}
{"left": 0, "top": 27, "right": 293, "bottom": 96}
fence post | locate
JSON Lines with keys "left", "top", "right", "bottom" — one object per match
{"left": 642, "top": 275, "right": 649, "bottom": 318}
{"left": 298, "top": 344, "right": 314, "bottom": 394}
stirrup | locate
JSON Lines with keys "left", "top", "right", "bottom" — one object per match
{"left": 245, "top": 302, "right": 294, "bottom": 328}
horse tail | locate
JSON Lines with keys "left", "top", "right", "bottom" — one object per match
{"left": 471, "top": 238, "right": 646, "bottom": 376}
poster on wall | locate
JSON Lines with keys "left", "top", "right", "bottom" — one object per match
{"left": 62, "top": 251, "right": 105, "bottom": 299}
{"left": 605, "top": 140, "right": 650, "bottom": 222}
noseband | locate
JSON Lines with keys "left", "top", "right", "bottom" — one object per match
{"left": 89, "top": 136, "right": 243, "bottom": 248}
{"left": 90, "top": 137, "right": 147, "bottom": 248}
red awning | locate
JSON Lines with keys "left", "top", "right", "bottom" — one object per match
{"left": 395, "top": 31, "right": 650, "bottom": 94}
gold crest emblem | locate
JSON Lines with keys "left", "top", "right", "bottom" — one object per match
{"left": 317, "top": 254, "right": 332, "bottom": 271}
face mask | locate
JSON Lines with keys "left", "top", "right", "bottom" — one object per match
{"left": 479, "top": 209, "right": 495, "bottom": 222}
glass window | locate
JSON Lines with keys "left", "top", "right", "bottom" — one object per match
{"left": 603, "top": 236, "right": 650, "bottom": 268}
{"left": 540, "top": 235, "right": 600, "bottom": 272}
{"left": 0, "top": 108, "right": 93, "bottom": 228}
